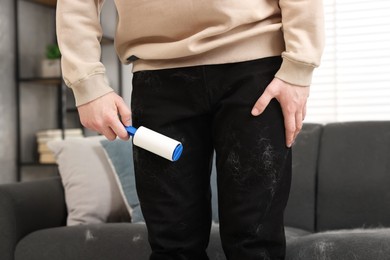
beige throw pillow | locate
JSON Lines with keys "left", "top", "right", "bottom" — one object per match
{"left": 47, "top": 136, "right": 130, "bottom": 226}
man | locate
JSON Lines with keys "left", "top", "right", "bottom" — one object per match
{"left": 57, "top": 1, "right": 324, "bottom": 259}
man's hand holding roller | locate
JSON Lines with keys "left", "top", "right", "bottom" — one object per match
{"left": 77, "top": 92, "right": 132, "bottom": 141}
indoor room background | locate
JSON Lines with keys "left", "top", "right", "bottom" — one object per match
{"left": 0, "top": 0, "right": 389, "bottom": 184}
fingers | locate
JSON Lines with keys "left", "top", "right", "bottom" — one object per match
{"left": 282, "top": 108, "right": 303, "bottom": 148}
{"left": 302, "top": 99, "right": 307, "bottom": 121}
{"left": 116, "top": 97, "right": 132, "bottom": 126}
{"left": 282, "top": 107, "right": 295, "bottom": 148}
{"left": 252, "top": 90, "right": 273, "bottom": 116}
{"left": 77, "top": 92, "right": 132, "bottom": 141}
{"left": 104, "top": 110, "right": 130, "bottom": 141}
{"left": 84, "top": 112, "right": 126, "bottom": 141}
{"left": 115, "top": 97, "right": 132, "bottom": 141}
{"left": 101, "top": 127, "right": 117, "bottom": 141}
{"left": 293, "top": 111, "right": 303, "bottom": 146}
{"left": 252, "top": 78, "right": 309, "bottom": 148}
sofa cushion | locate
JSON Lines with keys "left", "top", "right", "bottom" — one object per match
{"left": 15, "top": 222, "right": 309, "bottom": 260}
{"left": 100, "top": 139, "right": 144, "bottom": 223}
{"left": 285, "top": 227, "right": 312, "bottom": 241}
{"left": 286, "top": 228, "right": 390, "bottom": 260}
{"left": 47, "top": 137, "right": 130, "bottom": 226}
{"left": 15, "top": 224, "right": 224, "bottom": 260}
{"left": 0, "top": 178, "right": 66, "bottom": 260}
{"left": 317, "top": 121, "right": 390, "bottom": 231}
{"left": 284, "top": 123, "right": 323, "bottom": 232}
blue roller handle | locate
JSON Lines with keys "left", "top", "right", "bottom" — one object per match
{"left": 125, "top": 126, "right": 137, "bottom": 136}
{"left": 125, "top": 125, "right": 183, "bottom": 161}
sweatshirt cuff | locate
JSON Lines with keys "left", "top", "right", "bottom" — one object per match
{"left": 275, "top": 57, "right": 315, "bottom": 87}
{"left": 70, "top": 73, "right": 114, "bottom": 106}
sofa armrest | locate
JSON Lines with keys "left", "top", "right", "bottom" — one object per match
{"left": 0, "top": 177, "right": 67, "bottom": 260}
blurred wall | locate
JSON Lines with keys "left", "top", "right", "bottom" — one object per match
{"left": 0, "top": 0, "right": 17, "bottom": 183}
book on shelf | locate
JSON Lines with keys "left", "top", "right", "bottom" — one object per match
{"left": 36, "top": 128, "right": 83, "bottom": 139}
{"left": 36, "top": 128, "right": 83, "bottom": 164}
{"left": 38, "top": 142, "right": 52, "bottom": 153}
{"left": 39, "top": 151, "right": 57, "bottom": 164}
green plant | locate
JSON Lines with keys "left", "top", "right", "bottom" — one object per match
{"left": 45, "top": 44, "right": 61, "bottom": 59}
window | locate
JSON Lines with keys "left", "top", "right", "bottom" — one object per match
{"left": 306, "top": 0, "right": 390, "bottom": 123}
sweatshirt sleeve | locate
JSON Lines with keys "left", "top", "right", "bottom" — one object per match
{"left": 275, "top": 0, "right": 325, "bottom": 86}
{"left": 56, "top": 0, "right": 114, "bottom": 106}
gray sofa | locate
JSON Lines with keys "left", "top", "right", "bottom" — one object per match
{"left": 2, "top": 121, "right": 390, "bottom": 260}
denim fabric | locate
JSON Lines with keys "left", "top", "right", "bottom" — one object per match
{"left": 131, "top": 57, "right": 292, "bottom": 260}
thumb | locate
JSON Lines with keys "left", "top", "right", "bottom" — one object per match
{"left": 116, "top": 97, "right": 132, "bottom": 126}
{"left": 251, "top": 91, "right": 273, "bottom": 116}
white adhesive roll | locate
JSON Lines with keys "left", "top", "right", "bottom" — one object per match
{"left": 132, "top": 126, "right": 183, "bottom": 161}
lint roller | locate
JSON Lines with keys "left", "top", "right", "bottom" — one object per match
{"left": 125, "top": 126, "right": 183, "bottom": 162}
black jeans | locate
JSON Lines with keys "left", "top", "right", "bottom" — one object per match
{"left": 131, "top": 57, "right": 292, "bottom": 260}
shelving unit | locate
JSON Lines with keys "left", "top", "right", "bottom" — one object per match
{"left": 25, "top": 0, "right": 56, "bottom": 8}
{"left": 14, "top": 0, "right": 122, "bottom": 181}
{"left": 20, "top": 77, "right": 62, "bottom": 85}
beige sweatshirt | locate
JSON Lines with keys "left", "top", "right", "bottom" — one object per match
{"left": 56, "top": 0, "right": 324, "bottom": 106}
